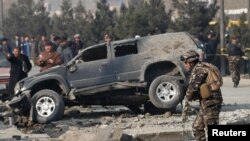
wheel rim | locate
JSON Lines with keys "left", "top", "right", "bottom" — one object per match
{"left": 156, "top": 82, "right": 177, "bottom": 102}
{"left": 36, "top": 96, "right": 56, "bottom": 118}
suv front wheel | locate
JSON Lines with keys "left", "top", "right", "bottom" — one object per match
{"left": 31, "top": 89, "right": 65, "bottom": 124}
{"left": 149, "top": 75, "right": 182, "bottom": 110}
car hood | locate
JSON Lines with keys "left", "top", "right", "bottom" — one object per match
{"left": 35, "top": 65, "right": 66, "bottom": 76}
{"left": 20, "top": 65, "right": 67, "bottom": 83}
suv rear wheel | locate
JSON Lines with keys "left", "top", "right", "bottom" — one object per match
{"left": 31, "top": 89, "right": 64, "bottom": 124}
{"left": 149, "top": 75, "right": 182, "bottom": 110}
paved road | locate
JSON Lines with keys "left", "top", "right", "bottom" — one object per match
{"left": 221, "top": 77, "right": 250, "bottom": 110}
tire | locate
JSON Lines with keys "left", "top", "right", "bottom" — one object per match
{"left": 31, "top": 89, "right": 64, "bottom": 124}
{"left": 149, "top": 75, "right": 183, "bottom": 109}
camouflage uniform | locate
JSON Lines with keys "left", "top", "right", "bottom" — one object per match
{"left": 228, "top": 56, "right": 241, "bottom": 86}
{"left": 186, "top": 62, "right": 223, "bottom": 141}
{"left": 227, "top": 40, "right": 244, "bottom": 87}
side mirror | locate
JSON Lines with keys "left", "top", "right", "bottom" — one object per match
{"left": 76, "top": 59, "right": 84, "bottom": 64}
{"left": 69, "top": 64, "right": 77, "bottom": 73}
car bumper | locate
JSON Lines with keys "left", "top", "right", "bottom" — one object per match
{"left": 7, "top": 90, "right": 31, "bottom": 114}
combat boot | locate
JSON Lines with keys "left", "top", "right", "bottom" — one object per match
{"left": 234, "top": 81, "right": 239, "bottom": 88}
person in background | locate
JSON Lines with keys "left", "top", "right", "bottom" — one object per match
{"left": 30, "top": 36, "right": 39, "bottom": 65}
{"left": 20, "top": 35, "right": 25, "bottom": 50}
{"left": 71, "top": 34, "right": 84, "bottom": 57}
{"left": 13, "top": 34, "right": 21, "bottom": 48}
{"left": 203, "top": 30, "right": 219, "bottom": 64}
{"left": 52, "top": 36, "right": 61, "bottom": 52}
{"left": 104, "top": 34, "right": 112, "bottom": 45}
{"left": 57, "top": 37, "right": 73, "bottom": 64}
{"left": 38, "top": 35, "right": 47, "bottom": 54}
{"left": 227, "top": 35, "right": 244, "bottom": 88}
{"left": 6, "top": 47, "right": 32, "bottom": 97}
{"left": 36, "top": 41, "right": 62, "bottom": 72}
{"left": 50, "top": 33, "right": 55, "bottom": 43}
{"left": 22, "top": 36, "right": 31, "bottom": 59}
{"left": 0, "top": 38, "right": 12, "bottom": 55}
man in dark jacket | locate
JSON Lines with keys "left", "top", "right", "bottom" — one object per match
{"left": 13, "top": 34, "right": 21, "bottom": 48}
{"left": 203, "top": 30, "right": 219, "bottom": 63}
{"left": 30, "top": 36, "right": 39, "bottom": 65}
{"left": 57, "top": 37, "right": 73, "bottom": 64}
{"left": 71, "top": 34, "right": 84, "bottom": 56}
{"left": 227, "top": 36, "right": 244, "bottom": 87}
{"left": 0, "top": 38, "right": 12, "bottom": 55}
{"left": 7, "top": 47, "right": 32, "bottom": 97}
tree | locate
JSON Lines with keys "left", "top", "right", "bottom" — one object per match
{"left": 231, "top": 13, "right": 250, "bottom": 48}
{"left": 3, "top": 2, "right": 19, "bottom": 38}
{"left": 92, "top": 0, "right": 117, "bottom": 42}
{"left": 146, "top": 0, "right": 169, "bottom": 34}
{"left": 170, "top": 0, "right": 219, "bottom": 35}
{"left": 32, "top": 0, "right": 50, "bottom": 36}
{"left": 51, "top": 0, "right": 74, "bottom": 38}
{"left": 3, "top": 0, "right": 35, "bottom": 37}
{"left": 50, "top": 14, "right": 62, "bottom": 37}
{"left": 114, "top": 0, "right": 169, "bottom": 39}
{"left": 74, "top": 0, "right": 95, "bottom": 46}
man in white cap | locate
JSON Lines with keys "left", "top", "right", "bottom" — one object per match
{"left": 72, "top": 34, "right": 84, "bottom": 56}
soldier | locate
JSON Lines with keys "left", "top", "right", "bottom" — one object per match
{"left": 181, "top": 50, "right": 223, "bottom": 141}
{"left": 227, "top": 35, "right": 244, "bottom": 87}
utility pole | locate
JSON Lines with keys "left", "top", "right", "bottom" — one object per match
{"left": 220, "top": 0, "right": 226, "bottom": 76}
{"left": 0, "top": 0, "right": 3, "bottom": 37}
{"left": 248, "top": 0, "right": 250, "bottom": 28}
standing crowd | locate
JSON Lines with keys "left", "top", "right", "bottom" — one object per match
{"left": 0, "top": 33, "right": 86, "bottom": 66}
{"left": 0, "top": 33, "right": 86, "bottom": 98}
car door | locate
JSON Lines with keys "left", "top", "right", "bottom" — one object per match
{"left": 67, "top": 44, "right": 115, "bottom": 89}
{"left": 112, "top": 41, "right": 148, "bottom": 81}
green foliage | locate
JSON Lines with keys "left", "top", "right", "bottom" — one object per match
{"left": 74, "top": 0, "right": 95, "bottom": 46}
{"left": 3, "top": 2, "right": 19, "bottom": 37}
{"left": 91, "top": 0, "right": 117, "bottom": 42}
{"left": 170, "top": 0, "right": 219, "bottom": 35}
{"left": 2, "top": 0, "right": 219, "bottom": 46}
{"left": 3, "top": 0, "right": 35, "bottom": 37}
{"left": 115, "top": 0, "right": 168, "bottom": 39}
{"left": 231, "top": 13, "right": 250, "bottom": 48}
{"left": 32, "top": 0, "right": 50, "bottom": 36}
{"left": 57, "top": 0, "right": 75, "bottom": 37}
{"left": 50, "top": 14, "right": 62, "bottom": 37}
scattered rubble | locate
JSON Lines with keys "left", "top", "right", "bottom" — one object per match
{"left": 1, "top": 102, "right": 250, "bottom": 141}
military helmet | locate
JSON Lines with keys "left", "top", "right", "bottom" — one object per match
{"left": 180, "top": 50, "right": 199, "bottom": 63}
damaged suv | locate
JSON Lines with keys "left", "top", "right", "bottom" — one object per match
{"left": 8, "top": 32, "right": 199, "bottom": 123}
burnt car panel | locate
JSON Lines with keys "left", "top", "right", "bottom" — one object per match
{"left": 112, "top": 40, "right": 147, "bottom": 81}
{"left": 67, "top": 43, "right": 116, "bottom": 89}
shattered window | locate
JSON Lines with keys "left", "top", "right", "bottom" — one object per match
{"left": 82, "top": 45, "right": 107, "bottom": 62}
{"left": 115, "top": 42, "right": 138, "bottom": 57}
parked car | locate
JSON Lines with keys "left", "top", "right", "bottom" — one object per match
{"left": 0, "top": 52, "right": 10, "bottom": 100}
{"left": 8, "top": 32, "right": 200, "bottom": 123}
